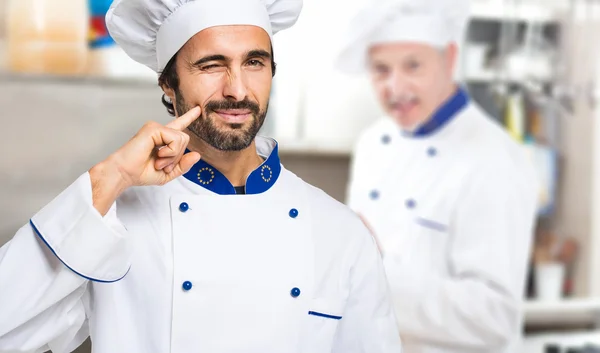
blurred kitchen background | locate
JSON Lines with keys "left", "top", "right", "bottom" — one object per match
{"left": 2, "top": 0, "right": 600, "bottom": 352}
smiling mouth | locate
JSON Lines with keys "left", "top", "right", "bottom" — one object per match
{"left": 214, "top": 109, "right": 252, "bottom": 123}
{"left": 390, "top": 99, "right": 419, "bottom": 115}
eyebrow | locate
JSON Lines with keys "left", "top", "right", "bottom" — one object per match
{"left": 192, "top": 49, "right": 271, "bottom": 67}
{"left": 245, "top": 49, "right": 271, "bottom": 60}
{"left": 404, "top": 55, "right": 421, "bottom": 61}
{"left": 369, "top": 60, "right": 387, "bottom": 66}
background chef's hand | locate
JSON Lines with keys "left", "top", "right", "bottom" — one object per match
{"left": 109, "top": 106, "right": 202, "bottom": 187}
{"left": 89, "top": 107, "right": 202, "bottom": 215}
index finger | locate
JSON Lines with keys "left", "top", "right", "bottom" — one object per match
{"left": 165, "top": 106, "right": 201, "bottom": 131}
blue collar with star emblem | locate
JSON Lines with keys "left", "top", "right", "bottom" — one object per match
{"left": 182, "top": 137, "right": 281, "bottom": 195}
{"left": 406, "top": 86, "right": 470, "bottom": 138}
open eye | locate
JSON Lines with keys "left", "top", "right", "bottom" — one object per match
{"left": 370, "top": 63, "right": 390, "bottom": 77}
{"left": 247, "top": 59, "right": 265, "bottom": 67}
{"left": 405, "top": 60, "right": 421, "bottom": 71}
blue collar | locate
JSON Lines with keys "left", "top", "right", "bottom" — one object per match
{"left": 406, "top": 86, "right": 470, "bottom": 138}
{"left": 183, "top": 137, "right": 281, "bottom": 195}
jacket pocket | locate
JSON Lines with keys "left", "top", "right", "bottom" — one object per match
{"left": 301, "top": 298, "right": 346, "bottom": 353}
{"left": 307, "top": 297, "right": 345, "bottom": 321}
{"left": 414, "top": 216, "right": 448, "bottom": 232}
{"left": 308, "top": 311, "right": 342, "bottom": 320}
{"left": 406, "top": 209, "right": 451, "bottom": 270}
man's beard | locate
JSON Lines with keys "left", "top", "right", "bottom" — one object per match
{"left": 175, "top": 92, "right": 267, "bottom": 151}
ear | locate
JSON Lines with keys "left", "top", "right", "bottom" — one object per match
{"left": 445, "top": 42, "right": 459, "bottom": 76}
{"left": 161, "top": 84, "right": 176, "bottom": 102}
{"left": 442, "top": 42, "right": 458, "bottom": 78}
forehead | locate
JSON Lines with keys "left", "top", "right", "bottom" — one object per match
{"left": 368, "top": 42, "right": 439, "bottom": 60}
{"left": 180, "top": 25, "right": 271, "bottom": 57}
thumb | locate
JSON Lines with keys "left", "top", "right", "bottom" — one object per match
{"left": 173, "top": 151, "right": 201, "bottom": 177}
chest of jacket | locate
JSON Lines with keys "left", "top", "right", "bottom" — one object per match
{"left": 88, "top": 186, "right": 350, "bottom": 353}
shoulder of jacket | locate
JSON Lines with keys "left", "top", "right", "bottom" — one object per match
{"left": 117, "top": 182, "right": 180, "bottom": 210}
{"left": 284, "top": 170, "right": 370, "bottom": 244}
{"left": 357, "top": 117, "right": 395, "bottom": 144}
{"left": 453, "top": 105, "right": 527, "bottom": 165}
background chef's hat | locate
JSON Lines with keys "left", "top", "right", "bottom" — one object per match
{"left": 336, "top": 0, "right": 471, "bottom": 74}
{"left": 106, "top": 0, "right": 303, "bottom": 73}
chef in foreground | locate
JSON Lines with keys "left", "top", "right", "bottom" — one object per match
{"left": 337, "top": 0, "right": 539, "bottom": 352}
{"left": 0, "top": 0, "right": 403, "bottom": 352}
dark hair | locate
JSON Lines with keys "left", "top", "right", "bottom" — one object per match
{"left": 158, "top": 45, "right": 277, "bottom": 116}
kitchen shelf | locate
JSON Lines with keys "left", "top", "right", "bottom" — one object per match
{"left": 0, "top": 40, "right": 158, "bottom": 87}
{"left": 464, "top": 73, "right": 553, "bottom": 84}
{"left": 470, "top": 1, "right": 565, "bottom": 23}
{"left": 0, "top": 70, "right": 158, "bottom": 87}
{"left": 276, "top": 138, "right": 353, "bottom": 157}
{"left": 464, "top": 72, "right": 500, "bottom": 83}
{"left": 523, "top": 330, "right": 600, "bottom": 353}
{"left": 524, "top": 298, "right": 600, "bottom": 327}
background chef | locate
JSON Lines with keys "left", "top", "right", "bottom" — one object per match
{"left": 338, "top": 0, "right": 540, "bottom": 352}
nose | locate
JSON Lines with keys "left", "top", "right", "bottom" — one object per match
{"left": 386, "top": 70, "right": 411, "bottom": 99}
{"left": 222, "top": 68, "right": 248, "bottom": 101}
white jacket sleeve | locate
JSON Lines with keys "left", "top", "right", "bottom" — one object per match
{"left": 332, "top": 225, "right": 403, "bottom": 353}
{"left": 384, "top": 167, "right": 537, "bottom": 349}
{"left": 0, "top": 172, "right": 132, "bottom": 353}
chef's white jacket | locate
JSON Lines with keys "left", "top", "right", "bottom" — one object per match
{"left": 0, "top": 137, "right": 402, "bottom": 353}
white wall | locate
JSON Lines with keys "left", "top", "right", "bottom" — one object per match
{"left": 546, "top": 2, "right": 600, "bottom": 297}
{"left": 0, "top": 78, "right": 167, "bottom": 243}
{"left": 270, "top": 0, "right": 385, "bottom": 149}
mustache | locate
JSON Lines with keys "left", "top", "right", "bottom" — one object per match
{"left": 205, "top": 98, "right": 260, "bottom": 115}
{"left": 387, "top": 94, "right": 417, "bottom": 109}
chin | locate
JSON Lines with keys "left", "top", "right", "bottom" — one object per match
{"left": 213, "top": 117, "right": 252, "bottom": 130}
{"left": 392, "top": 114, "right": 424, "bottom": 131}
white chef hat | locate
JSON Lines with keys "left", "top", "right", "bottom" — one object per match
{"left": 336, "top": 0, "right": 470, "bottom": 74}
{"left": 106, "top": 0, "right": 303, "bottom": 73}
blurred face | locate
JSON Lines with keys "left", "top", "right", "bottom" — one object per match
{"left": 165, "top": 25, "right": 273, "bottom": 151}
{"left": 368, "top": 42, "right": 457, "bottom": 130}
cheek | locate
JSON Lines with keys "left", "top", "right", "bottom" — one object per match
{"left": 180, "top": 74, "right": 223, "bottom": 105}
{"left": 409, "top": 76, "right": 436, "bottom": 100}
{"left": 246, "top": 71, "right": 272, "bottom": 104}
{"left": 404, "top": 75, "right": 425, "bottom": 90}
{"left": 371, "top": 81, "right": 389, "bottom": 102}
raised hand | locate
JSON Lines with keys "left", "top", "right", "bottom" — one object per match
{"left": 89, "top": 106, "right": 202, "bottom": 215}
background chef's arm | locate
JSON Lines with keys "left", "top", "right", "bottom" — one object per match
{"left": 386, "top": 167, "right": 537, "bottom": 349}
{"left": 0, "top": 172, "right": 131, "bottom": 352}
{"left": 345, "top": 129, "right": 371, "bottom": 211}
{"left": 332, "top": 221, "right": 403, "bottom": 353}
{"left": 345, "top": 156, "right": 361, "bottom": 211}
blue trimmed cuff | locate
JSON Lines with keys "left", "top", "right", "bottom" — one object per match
{"left": 30, "top": 173, "right": 131, "bottom": 282}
